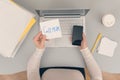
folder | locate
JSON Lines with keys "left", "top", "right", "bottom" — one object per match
{"left": 0, "top": 0, "right": 36, "bottom": 58}
{"left": 9, "top": 0, "right": 36, "bottom": 42}
{"left": 19, "top": 18, "right": 36, "bottom": 42}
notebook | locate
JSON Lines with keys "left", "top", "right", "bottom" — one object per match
{"left": 0, "top": 0, "right": 36, "bottom": 58}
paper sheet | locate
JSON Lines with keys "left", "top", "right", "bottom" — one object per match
{"left": 97, "top": 37, "right": 118, "bottom": 57}
{"left": 40, "top": 19, "right": 62, "bottom": 39}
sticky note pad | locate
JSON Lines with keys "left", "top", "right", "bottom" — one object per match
{"left": 40, "top": 19, "right": 62, "bottom": 39}
{"left": 97, "top": 37, "right": 118, "bottom": 57}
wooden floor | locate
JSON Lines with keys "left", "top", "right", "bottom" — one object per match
{"left": 0, "top": 71, "right": 120, "bottom": 80}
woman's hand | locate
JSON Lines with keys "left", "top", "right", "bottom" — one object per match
{"left": 80, "top": 33, "right": 88, "bottom": 50}
{"left": 33, "top": 32, "right": 46, "bottom": 49}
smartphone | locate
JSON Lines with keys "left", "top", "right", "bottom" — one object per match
{"left": 72, "top": 25, "right": 83, "bottom": 46}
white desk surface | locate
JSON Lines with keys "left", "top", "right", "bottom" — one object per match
{"left": 0, "top": 0, "right": 120, "bottom": 74}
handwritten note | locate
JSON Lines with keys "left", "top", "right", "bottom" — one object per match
{"left": 40, "top": 19, "right": 62, "bottom": 39}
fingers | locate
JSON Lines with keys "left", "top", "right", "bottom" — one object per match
{"left": 80, "top": 33, "right": 88, "bottom": 49}
{"left": 33, "top": 31, "right": 46, "bottom": 44}
{"left": 82, "top": 33, "right": 87, "bottom": 41}
{"left": 33, "top": 32, "right": 43, "bottom": 46}
{"left": 33, "top": 32, "right": 42, "bottom": 41}
{"left": 40, "top": 35, "right": 46, "bottom": 45}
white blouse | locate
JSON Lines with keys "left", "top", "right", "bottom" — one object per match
{"left": 27, "top": 48, "right": 102, "bottom": 80}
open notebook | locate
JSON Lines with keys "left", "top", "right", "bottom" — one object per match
{"left": 0, "top": 0, "right": 36, "bottom": 58}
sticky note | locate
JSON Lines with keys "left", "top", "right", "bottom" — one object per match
{"left": 97, "top": 37, "right": 118, "bottom": 57}
{"left": 40, "top": 19, "right": 62, "bottom": 39}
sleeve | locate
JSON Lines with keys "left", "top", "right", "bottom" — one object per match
{"left": 27, "top": 48, "right": 45, "bottom": 80}
{"left": 80, "top": 48, "right": 103, "bottom": 80}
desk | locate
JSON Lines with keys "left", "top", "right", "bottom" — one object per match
{"left": 0, "top": 0, "right": 120, "bottom": 74}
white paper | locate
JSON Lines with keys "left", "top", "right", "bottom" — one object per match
{"left": 97, "top": 37, "right": 118, "bottom": 57}
{"left": 40, "top": 19, "right": 62, "bottom": 39}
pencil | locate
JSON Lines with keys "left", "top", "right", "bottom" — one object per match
{"left": 91, "top": 33, "right": 102, "bottom": 53}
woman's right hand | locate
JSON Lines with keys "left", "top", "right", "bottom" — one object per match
{"left": 33, "top": 32, "right": 46, "bottom": 49}
{"left": 80, "top": 33, "right": 88, "bottom": 50}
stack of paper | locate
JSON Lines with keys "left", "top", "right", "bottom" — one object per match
{"left": 97, "top": 37, "right": 118, "bottom": 57}
{"left": 0, "top": 0, "right": 36, "bottom": 58}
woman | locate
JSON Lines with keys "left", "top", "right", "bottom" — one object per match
{"left": 0, "top": 32, "right": 120, "bottom": 80}
{"left": 27, "top": 32, "right": 102, "bottom": 80}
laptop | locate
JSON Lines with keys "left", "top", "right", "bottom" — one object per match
{"left": 36, "top": 9, "right": 89, "bottom": 47}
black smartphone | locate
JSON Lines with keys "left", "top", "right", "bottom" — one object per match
{"left": 72, "top": 25, "right": 83, "bottom": 46}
